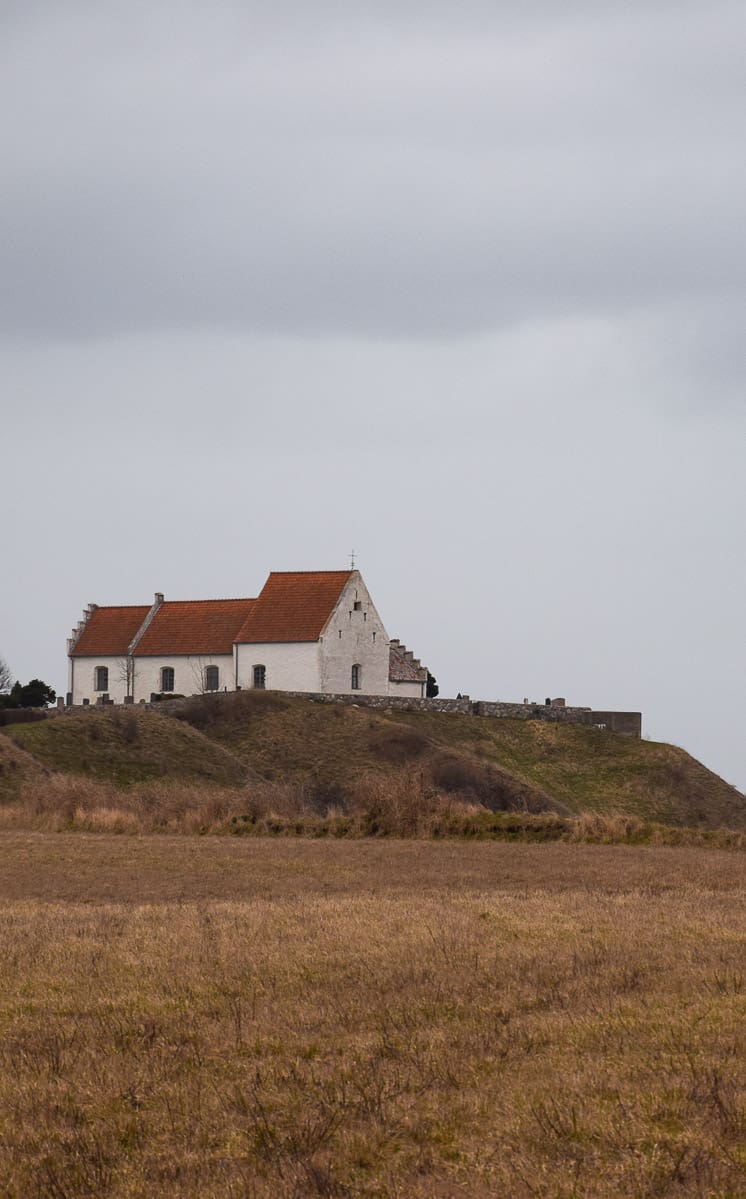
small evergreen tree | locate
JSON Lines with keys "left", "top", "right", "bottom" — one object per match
{"left": 8, "top": 679, "right": 56, "bottom": 708}
{"left": 426, "top": 671, "right": 439, "bottom": 699}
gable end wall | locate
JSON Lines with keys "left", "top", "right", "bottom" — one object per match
{"left": 319, "top": 573, "right": 390, "bottom": 695}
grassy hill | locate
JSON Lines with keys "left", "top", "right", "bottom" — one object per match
{"left": 0, "top": 731, "right": 46, "bottom": 802}
{"left": 2, "top": 694, "right": 744, "bottom": 829}
{"left": 387, "top": 707, "right": 745, "bottom": 829}
{"left": 3, "top": 707, "right": 249, "bottom": 787}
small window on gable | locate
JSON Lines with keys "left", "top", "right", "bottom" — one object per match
{"left": 339, "top": 629, "right": 342, "bottom": 638}
{"left": 372, "top": 631, "right": 376, "bottom": 642}
{"left": 353, "top": 601, "right": 362, "bottom": 611}
{"left": 351, "top": 664, "right": 361, "bottom": 691}
{"left": 161, "top": 667, "right": 175, "bottom": 693}
{"left": 253, "top": 665, "right": 266, "bottom": 690}
{"left": 204, "top": 665, "right": 219, "bottom": 692}
{"left": 94, "top": 666, "right": 108, "bottom": 692}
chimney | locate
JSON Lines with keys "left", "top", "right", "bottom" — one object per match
{"left": 128, "top": 591, "right": 164, "bottom": 655}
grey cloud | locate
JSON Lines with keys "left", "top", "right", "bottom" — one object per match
{"left": 1, "top": 0, "right": 745, "bottom": 346}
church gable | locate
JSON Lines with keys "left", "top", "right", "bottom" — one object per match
{"left": 318, "top": 572, "right": 390, "bottom": 695}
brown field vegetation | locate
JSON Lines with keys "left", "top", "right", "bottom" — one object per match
{"left": 0, "top": 835, "right": 745, "bottom": 1197}
{"left": 1, "top": 770, "right": 745, "bottom": 849}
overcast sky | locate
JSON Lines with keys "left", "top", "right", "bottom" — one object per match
{"left": 2, "top": 1, "right": 744, "bottom": 789}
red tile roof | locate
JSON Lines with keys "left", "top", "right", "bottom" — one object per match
{"left": 133, "top": 599, "right": 255, "bottom": 656}
{"left": 235, "top": 571, "right": 352, "bottom": 643}
{"left": 70, "top": 606, "right": 151, "bottom": 657}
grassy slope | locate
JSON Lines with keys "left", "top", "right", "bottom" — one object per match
{"left": 3, "top": 696, "right": 744, "bottom": 828}
{"left": 0, "top": 732, "right": 46, "bottom": 801}
{"left": 177, "top": 693, "right": 745, "bottom": 828}
{"left": 3, "top": 709, "right": 249, "bottom": 787}
{"left": 389, "top": 708, "right": 746, "bottom": 828}
{"left": 172, "top": 693, "right": 563, "bottom": 813}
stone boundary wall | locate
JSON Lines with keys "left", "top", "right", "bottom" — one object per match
{"left": 474, "top": 700, "right": 593, "bottom": 723}
{"left": 249, "top": 691, "right": 642, "bottom": 735}
{"left": 57, "top": 688, "right": 642, "bottom": 737}
{"left": 279, "top": 691, "right": 474, "bottom": 714}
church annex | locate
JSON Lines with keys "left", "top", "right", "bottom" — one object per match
{"left": 67, "top": 570, "right": 429, "bottom": 706}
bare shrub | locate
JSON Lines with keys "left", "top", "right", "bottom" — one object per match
{"left": 368, "top": 727, "right": 430, "bottom": 764}
{"left": 570, "top": 811, "right": 647, "bottom": 843}
{"left": 350, "top": 770, "right": 448, "bottom": 837}
{"left": 112, "top": 711, "right": 140, "bottom": 744}
{"left": 6, "top": 769, "right": 746, "bottom": 848}
{"left": 174, "top": 689, "right": 289, "bottom": 733}
{"left": 306, "top": 777, "right": 350, "bottom": 814}
{"left": 430, "top": 752, "right": 558, "bottom": 814}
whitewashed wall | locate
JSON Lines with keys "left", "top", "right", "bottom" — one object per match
{"left": 132, "top": 654, "right": 235, "bottom": 701}
{"left": 235, "top": 642, "right": 320, "bottom": 692}
{"left": 319, "top": 573, "right": 390, "bottom": 695}
{"left": 69, "top": 656, "right": 128, "bottom": 705}
{"left": 389, "top": 679, "right": 426, "bottom": 699}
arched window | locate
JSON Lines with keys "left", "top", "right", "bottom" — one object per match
{"left": 204, "top": 665, "right": 219, "bottom": 692}
{"left": 351, "top": 664, "right": 361, "bottom": 690}
{"left": 253, "top": 665, "right": 266, "bottom": 689}
{"left": 161, "top": 667, "right": 175, "bottom": 693}
{"left": 94, "top": 666, "right": 108, "bottom": 692}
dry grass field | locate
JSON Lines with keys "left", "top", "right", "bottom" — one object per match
{"left": 1, "top": 836, "right": 745, "bottom": 1197}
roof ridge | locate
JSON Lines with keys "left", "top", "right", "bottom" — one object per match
{"left": 88, "top": 603, "right": 150, "bottom": 611}
{"left": 159, "top": 597, "right": 255, "bottom": 604}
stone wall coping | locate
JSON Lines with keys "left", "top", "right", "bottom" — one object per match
{"left": 57, "top": 688, "right": 642, "bottom": 735}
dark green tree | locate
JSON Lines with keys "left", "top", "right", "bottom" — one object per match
{"left": 426, "top": 671, "right": 439, "bottom": 699}
{"left": 10, "top": 679, "right": 56, "bottom": 708}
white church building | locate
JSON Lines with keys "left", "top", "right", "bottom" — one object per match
{"left": 67, "top": 569, "right": 429, "bottom": 706}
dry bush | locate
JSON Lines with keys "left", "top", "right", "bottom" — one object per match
{"left": 3, "top": 770, "right": 746, "bottom": 848}
{"left": 569, "top": 810, "right": 746, "bottom": 851}
{"left": 0, "top": 774, "right": 316, "bottom": 836}
{"left": 305, "top": 776, "right": 350, "bottom": 814}
{"left": 111, "top": 710, "right": 140, "bottom": 744}
{"left": 367, "top": 726, "right": 430, "bottom": 764}
{"left": 173, "top": 689, "right": 289, "bottom": 733}
{"left": 569, "top": 809, "right": 648, "bottom": 843}
{"left": 348, "top": 770, "right": 459, "bottom": 837}
{"left": 430, "top": 751, "right": 559, "bottom": 814}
